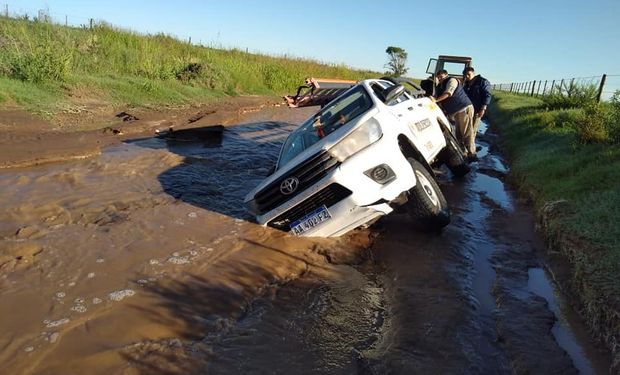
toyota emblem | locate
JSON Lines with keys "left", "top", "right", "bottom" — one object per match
{"left": 280, "top": 177, "right": 299, "bottom": 195}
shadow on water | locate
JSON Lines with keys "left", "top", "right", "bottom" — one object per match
{"left": 120, "top": 236, "right": 313, "bottom": 374}
{"left": 120, "top": 235, "right": 384, "bottom": 375}
{"left": 126, "top": 121, "right": 296, "bottom": 220}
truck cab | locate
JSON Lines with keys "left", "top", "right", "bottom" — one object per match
{"left": 422, "top": 55, "right": 473, "bottom": 96}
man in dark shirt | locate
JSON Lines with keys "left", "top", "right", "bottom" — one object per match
{"left": 463, "top": 67, "right": 492, "bottom": 154}
{"left": 433, "top": 69, "right": 475, "bottom": 158}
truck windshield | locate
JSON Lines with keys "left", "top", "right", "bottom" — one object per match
{"left": 277, "top": 86, "right": 373, "bottom": 169}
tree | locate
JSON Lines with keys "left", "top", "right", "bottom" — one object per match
{"left": 385, "top": 46, "right": 408, "bottom": 77}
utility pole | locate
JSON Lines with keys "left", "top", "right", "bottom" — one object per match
{"left": 4, "top": 4, "right": 8, "bottom": 18}
{"left": 597, "top": 74, "right": 607, "bottom": 102}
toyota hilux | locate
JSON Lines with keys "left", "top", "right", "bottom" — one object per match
{"left": 244, "top": 78, "right": 469, "bottom": 237}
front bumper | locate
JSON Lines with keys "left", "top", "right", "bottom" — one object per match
{"left": 251, "top": 136, "right": 416, "bottom": 237}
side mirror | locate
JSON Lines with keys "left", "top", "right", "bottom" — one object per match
{"left": 382, "top": 84, "right": 406, "bottom": 104}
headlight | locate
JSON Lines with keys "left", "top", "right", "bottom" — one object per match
{"left": 328, "top": 117, "right": 382, "bottom": 162}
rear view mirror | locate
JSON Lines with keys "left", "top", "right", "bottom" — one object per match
{"left": 383, "top": 84, "right": 406, "bottom": 104}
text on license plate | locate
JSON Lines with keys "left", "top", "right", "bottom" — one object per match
{"left": 290, "top": 206, "right": 332, "bottom": 236}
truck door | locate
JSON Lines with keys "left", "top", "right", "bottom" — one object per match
{"left": 377, "top": 81, "right": 444, "bottom": 161}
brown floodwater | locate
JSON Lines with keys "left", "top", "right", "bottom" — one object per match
{"left": 0, "top": 106, "right": 612, "bottom": 374}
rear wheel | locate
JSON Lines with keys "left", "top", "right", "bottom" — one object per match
{"left": 406, "top": 158, "right": 450, "bottom": 231}
{"left": 440, "top": 130, "right": 470, "bottom": 177}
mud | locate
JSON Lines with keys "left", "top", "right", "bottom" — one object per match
{"left": 0, "top": 96, "right": 281, "bottom": 169}
{"left": 0, "top": 103, "right": 613, "bottom": 374}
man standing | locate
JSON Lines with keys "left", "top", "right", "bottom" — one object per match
{"left": 433, "top": 69, "right": 476, "bottom": 159}
{"left": 463, "top": 67, "right": 492, "bottom": 154}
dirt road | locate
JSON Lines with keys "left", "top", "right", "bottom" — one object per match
{"left": 0, "top": 103, "right": 611, "bottom": 374}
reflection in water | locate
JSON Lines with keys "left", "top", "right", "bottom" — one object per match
{"left": 130, "top": 122, "right": 296, "bottom": 220}
{"left": 528, "top": 268, "right": 599, "bottom": 375}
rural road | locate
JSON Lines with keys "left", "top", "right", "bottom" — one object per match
{"left": 0, "top": 104, "right": 610, "bottom": 374}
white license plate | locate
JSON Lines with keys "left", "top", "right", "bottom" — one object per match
{"left": 290, "top": 206, "right": 332, "bottom": 236}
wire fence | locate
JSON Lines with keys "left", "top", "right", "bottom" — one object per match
{"left": 3, "top": 2, "right": 620, "bottom": 102}
{"left": 493, "top": 74, "right": 620, "bottom": 102}
{"left": 1, "top": 3, "right": 94, "bottom": 29}
{"left": 0, "top": 3, "right": 199, "bottom": 44}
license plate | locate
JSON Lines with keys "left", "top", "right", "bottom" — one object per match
{"left": 290, "top": 206, "right": 332, "bottom": 236}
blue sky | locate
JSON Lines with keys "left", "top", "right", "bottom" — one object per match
{"left": 3, "top": 0, "right": 620, "bottom": 84}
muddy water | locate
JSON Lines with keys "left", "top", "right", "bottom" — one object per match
{"left": 196, "top": 121, "right": 611, "bottom": 374}
{"left": 0, "top": 105, "right": 372, "bottom": 374}
{"left": 0, "top": 106, "right": 611, "bottom": 374}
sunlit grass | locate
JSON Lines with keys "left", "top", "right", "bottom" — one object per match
{"left": 0, "top": 17, "right": 376, "bottom": 113}
{"left": 490, "top": 92, "right": 620, "bottom": 297}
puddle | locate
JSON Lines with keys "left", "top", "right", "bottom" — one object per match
{"left": 206, "top": 264, "right": 385, "bottom": 374}
{"left": 528, "top": 268, "right": 608, "bottom": 375}
{"left": 472, "top": 173, "right": 513, "bottom": 212}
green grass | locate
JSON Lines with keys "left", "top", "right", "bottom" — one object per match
{"left": 491, "top": 93, "right": 620, "bottom": 301}
{"left": 0, "top": 16, "right": 377, "bottom": 116}
{"left": 490, "top": 92, "right": 620, "bottom": 363}
{"left": 0, "top": 76, "right": 64, "bottom": 115}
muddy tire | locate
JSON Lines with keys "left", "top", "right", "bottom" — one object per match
{"left": 440, "top": 130, "right": 470, "bottom": 177}
{"left": 406, "top": 158, "right": 450, "bottom": 231}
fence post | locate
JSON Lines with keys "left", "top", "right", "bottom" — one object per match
{"left": 89, "top": 18, "right": 93, "bottom": 29}
{"left": 536, "top": 81, "right": 542, "bottom": 96}
{"left": 510, "top": 83, "right": 513, "bottom": 92}
{"left": 550, "top": 80, "right": 555, "bottom": 93}
{"left": 542, "top": 80, "right": 548, "bottom": 95}
{"left": 531, "top": 80, "right": 536, "bottom": 96}
{"left": 597, "top": 74, "right": 607, "bottom": 102}
{"left": 560, "top": 79, "right": 565, "bottom": 95}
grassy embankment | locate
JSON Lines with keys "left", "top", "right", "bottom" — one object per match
{"left": 0, "top": 16, "right": 375, "bottom": 121}
{"left": 489, "top": 91, "right": 620, "bottom": 367}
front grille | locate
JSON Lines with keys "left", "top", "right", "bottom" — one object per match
{"left": 267, "top": 183, "right": 352, "bottom": 231}
{"left": 254, "top": 151, "right": 340, "bottom": 215}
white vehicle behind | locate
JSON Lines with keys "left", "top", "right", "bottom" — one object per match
{"left": 244, "top": 78, "right": 469, "bottom": 237}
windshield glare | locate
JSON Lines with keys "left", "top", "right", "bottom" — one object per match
{"left": 277, "top": 86, "right": 373, "bottom": 169}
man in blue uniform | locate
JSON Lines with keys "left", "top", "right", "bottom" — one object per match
{"left": 463, "top": 67, "right": 492, "bottom": 155}
{"left": 433, "top": 69, "right": 475, "bottom": 159}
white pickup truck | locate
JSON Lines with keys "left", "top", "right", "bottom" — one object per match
{"left": 244, "top": 78, "right": 469, "bottom": 237}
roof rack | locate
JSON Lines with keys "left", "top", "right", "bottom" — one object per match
{"left": 283, "top": 77, "right": 357, "bottom": 108}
